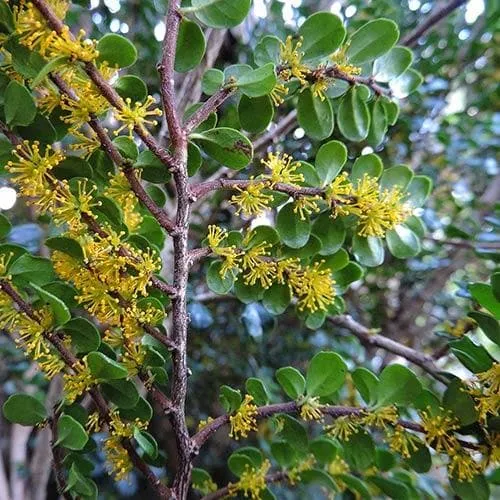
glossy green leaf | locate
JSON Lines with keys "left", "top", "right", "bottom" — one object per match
{"left": 469, "top": 311, "right": 500, "bottom": 345}
{"left": 406, "top": 175, "right": 432, "bottom": 207}
{"left": 300, "top": 469, "right": 337, "bottom": 491}
{"left": 97, "top": 34, "right": 137, "bottom": 68}
{"left": 45, "top": 236, "right": 85, "bottom": 261}
{"left": 87, "top": 352, "right": 128, "bottom": 381}
{"left": 31, "top": 56, "right": 69, "bottom": 88}
{"left": 373, "top": 46, "right": 413, "bottom": 82}
{"left": 449, "top": 336, "right": 494, "bottom": 373}
{"left": 309, "top": 436, "right": 339, "bottom": 464}
{"left": 351, "top": 153, "right": 384, "bottom": 183}
{"left": 192, "top": 127, "right": 253, "bottom": 169}
{"left": 469, "top": 283, "right": 500, "bottom": 319}
{"left": 191, "top": 0, "right": 251, "bottom": 29}
{"left": 347, "top": 19, "right": 399, "bottom": 64}
{"left": 10, "top": 254, "right": 55, "bottom": 286}
{"left": 245, "top": 378, "right": 270, "bottom": 406}
{"left": 202, "top": 68, "right": 224, "bottom": 95}
{"left": 31, "top": 282, "right": 71, "bottom": 326}
{"left": 276, "top": 366, "right": 306, "bottom": 399}
{"left": 135, "top": 150, "right": 171, "bottom": 183}
{"left": 311, "top": 213, "right": 346, "bottom": 255}
{"left": 206, "top": 261, "right": 235, "bottom": 294}
{"left": 353, "top": 234, "right": 384, "bottom": 267}
{"left": 64, "top": 317, "right": 101, "bottom": 354}
{"left": 114, "top": 75, "right": 148, "bottom": 102}
{"left": 219, "top": 385, "right": 242, "bottom": 413}
{"left": 376, "top": 364, "right": 422, "bottom": 406}
{"left": 315, "top": 140, "right": 347, "bottom": 186}
{"left": 56, "top": 415, "right": 88, "bottom": 451}
{"left": 369, "top": 476, "right": 410, "bottom": 499}
{"left": 338, "top": 86, "right": 370, "bottom": 142}
{"left": 386, "top": 225, "right": 421, "bottom": 259}
{"left": 277, "top": 203, "right": 311, "bottom": 249}
{"left": 263, "top": 283, "right": 291, "bottom": 315}
{"left": 254, "top": 35, "right": 281, "bottom": 66}
{"left": 3, "top": 394, "right": 46, "bottom": 426}
{"left": 237, "top": 63, "right": 276, "bottom": 97}
{"left": 443, "top": 379, "right": 478, "bottom": 426}
{"left": 352, "top": 367, "right": 379, "bottom": 405}
{"left": 298, "top": 12, "right": 345, "bottom": 60}
{"left": 297, "top": 88, "right": 334, "bottom": 140}
{"left": 344, "top": 430, "right": 375, "bottom": 469}
{"left": 390, "top": 68, "right": 423, "bottom": 98}
{"left": 450, "top": 474, "right": 490, "bottom": 500}
{"left": 175, "top": 19, "right": 206, "bottom": 72}
{"left": 238, "top": 95, "right": 274, "bottom": 133}
{"left": 0, "top": 214, "right": 11, "bottom": 239}
{"left": 112, "top": 136, "right": 138, "bottom": 160}
{"left": 367, "top": 99, "right": 388, "bottom": 147}
{"left": 306, "top": 351, "right": 347, "bottom": 397}
{"left": 5, "top": 81, "right": 36, "bottom": 127}
{"left": 101, "top": 379, "right": 140, "bottom": 409}
{"left": 134, "top": 428, "right": 158, "bottom": 458}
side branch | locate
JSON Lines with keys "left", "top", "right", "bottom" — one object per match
{"left": 402, "top": 0, "right": 467, "bottom": 47}
{"left": 329, "top": 315, "right": 449, "bottom": 384}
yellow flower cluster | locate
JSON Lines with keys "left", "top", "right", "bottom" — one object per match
{"left": 299, "top": 396, "right": 324, "bottom": 422}
{"left": 330, "top": 46, "right": 362, "bottom": 78}
{"left": 327, "top": 173, "right": 413, "bottom": 238}
{"left": 279, "top": 36, "right": 309, "bottom": 84}
{"left": 103, "top": 412, "right": 147, "bottom": 481}
{"left": 104, "top": 172, "right": 143, "bottom": 231}
{"left": 287, "top": 455, "right": 316, "bottom": 485}
{"left": 468, "top": 363, "right": 500, "bottom": 424}
{"left": 420, "top": 408, "right": 460, "bottom": 454}
{"left": 229, "top": 394, "right": 259, "bottom": 440}
{"left": 114, "top": 96, "right": 163, "bottom": 138}
{"left": 388, "top": 425, "right": 422, "bottom": 458}
{"left": 325, "top": 415, "right": 361, "bottom": 441}
{"left": 207, "top": 225, "right": 336, "bottom": 313}
{"left": 360, "top": 405, "right": 398, "bottom": 429}
{"left": 227, "top": 460, "right": 271, "bottom": 500}
{"left": 63, "top": 359, "right": 94, "bottom": 404}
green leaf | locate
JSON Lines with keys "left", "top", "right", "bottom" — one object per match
{"left": 276, "top": 366, "right": 306, "bottom": 399}
{"left": 112, "top": 136, "right": 138, "bottom": 160}
{"left": 333, "top": 262, "right": 364, "bottom": 291}
{"left": 373, "top": 46, "right": 413, "bottom": 82}
{"left": 450, "top": 474, "right": 490, "bottom": 500}
{"left": 175, "top": 19, "right": 206, "bottom": 72}
{"left": 263, "top": 283, "right": 291, "bottom": 315}
{"left": 338, "top": 86, "right": 370, "bottom": 142}
{"left": 337, "top": 474, "right": 371, "bottom": 499}
{"left": 367, "top": 99, "right": 388, "bottom": 148}
{"left": 202, "top": 68, "right": 224, "bottom": 95}
{"left": 206, "top": 260, "right": 235, "bottom": 294}
{"left": 245, "top": 378, "right": 269, "bottom": 406}
{"left": 469, "top": 311, "right": 500, "bottom": 345}
{"left": 134, "top": 428, "right": 158, "bottom": 458}
{"left": 97, "top": 34, "right": 137, "bottom": 68}
{"left": 277, "top": 414, "right": 308, "bottom": 450}
{"left": 219, "top": 385, "right": 242, "bottom": 413}
{"left": 376, "top": 364, "right": 422, "bottom": 407}
{"left": 309, "top": 436, "right": 339, "bottom": 464}
{"left": 56, "top": 415, "right": 88, "bottom": 451}
{"left": 64, "top": 317, "right": 101, "bottom": 354}
{"left": 192, "top": 127, "right": 253, "bottom": 170}
{"left": 351, "top": 153, "right": 384, "bottom": 183}
{"left": 135, "top": 150, "right": 171, "bottom": 183}
{"left": 406, "top": 442, "right": 432, "bottom": 473}
{"left": 254, "top": 36, "right": 281, "bottom": 66}
{"left": 315, "top": 140, "right": 347, "bottom": 186}
{"left": 300, "top": 469, "right": 337, "bottom": 491}
{"left": 101, "top": 379, "right": 140, "bottom": 409}
{"left": 376, "top": 448, "right": 397, "bottom": 471}
{"left": 10, "top": 254, "right": 55, "bottom": 286}
{"left": 114, "top": 75, "right": 148, "bottom": 102}
{"left": 237, "top": 63, "right": 277, "bottom": 97}
{"left": 31, "top": 282, "right": 71, "bottom": 326}
{"left": 0, "top": 213, "right": 11, "bottom": 239}
{"left": 191, "top": 0, "right": 251, "bottom": 29}
{"left": 443, "top": 379, "right": 478, "bottom": 426}
{"left": 187, "top": 142, "right": 202, "bottom": 176}
{"left": 344, "top": 430, "right": 375, "bottom": 469}
{"left": 31, "top": 56, "right": 69, "bottom": 88}
{"left": 469, "top": 283, "right": 500, "bottom": 320}
{"left": 449, "top": 336, "right": 494, "bottom": 373}
{"left": 352, "top": 367, "right": 379, "bottom": 405}
{"left": 3, "top": 394, "right": 46, "bottom": 426}
{"left": 353, "top": 234, "right": 384, "bottom": 267}
{"left": 369, "top": 477, "right": 410, "bottom": 500}
{"left": 228, "top": 448, "right": 262, "bottom": 476}
{"left": 0, "top": 2, "right": 14, "bottom": 32}
{"left": 45, "top": 236, "right": 85, "bottom": 261}
{"left": 297, "top": 88, "right": 334, "bottom": 140}
{"left": 491, "top": 272, "right": 500, "bottom": 302}
{"left": 87, "top": 352, "right": 128, "bottom": 381}
{"left": 271, "top": 441, "right": 297, "bottom": 468}
{"left": 347, "top": 19, "right": 399, "bottom": 64}
{"left": 119, "top": 397, "right": 153, "bottom": 422}
{"left": 233, "top": 279, "right": 264, "bottom": 304}
{"left": 277, "top": 203, "right": 311, "bottom": 249}
{"left": 390, "top": 68, "right": 423, "bottom": 98}
{"left": 298, "top": 12, "right": 345, "bottom": 60}
{"left": 53, "top": 156, "right": 93, "bottom": 180}
{"left": 5, "top": 81, "right": 36, "bottom": 127}
{"left": 380, "top": 165, "right": 414, "bottom": 191}
{"left": 238, "top": 95, "right": 274, "bottom": 133}
{"left": 381, "top": 98, "right": 400, "bottom": 125}
{"left": 386, "top": 225, "right": 421, "bottom": 259}
{"left": 311, "top": 214, "right": 346, "bottom": 255}
{"left": 66, "top": 462, "right": 97, "bottom": 498}
{"left": 306, "top": 351, "right": 347, "bottom": 397}
{"left": 406, "top": 175, "right": 432, "bottom": 207}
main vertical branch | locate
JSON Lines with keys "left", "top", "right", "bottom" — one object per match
{"left": 159, "top": 1, "right": 192, "bottom": 498}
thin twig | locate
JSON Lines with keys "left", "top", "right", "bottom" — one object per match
{"left": 402, "top": 0, "right": 467, "bottom": 47}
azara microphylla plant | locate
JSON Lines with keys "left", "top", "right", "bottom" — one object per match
{"left": 0, "top": 1, "right": 498, "bottom": 499}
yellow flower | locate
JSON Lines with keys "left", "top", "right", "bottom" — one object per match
{"left": 388, "top": 425, "right": 421, "bottom": 458}
{"left": 330, "top": 46, "right": 362, "bottom": 77}
{"left": 217, "top": 246, "right": 242, "bottom": 279}
{"left": 52, "top": 179, "right": 98, "bottom": 229}
{"left": 103, "top": 437, "right": 133, "bottom": 481}
{"left": 231, "top": 181, "right": 274, "bottom": 217}
{"left": 37, "top": 351, "right": 66, "bottom": 379}
{"left": 104, "top": 172, "right": 143, "bottom": 231}
{"left": 228, "top": 459, "right": 271, "bottom": 500}
{"left": 476, "top": 363, "right": 500, "bottom": 395}
{"left": 86, "top": 412, "right": 102, "bottom": 433}
{"left": 70, "top": 128, "right": 102, "bottom": 158}
{"left": 261, "top": 152, "right": 304, "bottom": 187}
{"left": 40, "top": 27, "right": 98, "bottom": 62}
{"left": 293, "top": 196, "right": 321, "bottom": 221}
{"left": 325, "top": 415, "right": 360, "bottom": 441}
{"left": 288, "top": 455, "right": 315, "bottom": 484}
{"left": 243, "top": 259, "right": 276, "bottom": 289}
{"left": 229, "top": 394, "right": 258, "bottom": 440}
{"left": 207, "top": 225, "right": 228, "bottom": 249}
{"left": 420, "top": 408, "right": 460, "bottom": 454}
{"left": 63, "top": 360, "right": 94, "bottom": 404}
{"left": 448, "top": 450, "right": 482, "bottom": 482}
{"left": 270, "top": 83, "right": 289, "bottom": 106}
{"left": 193, "top": 478, "right": 218, "bottom": 495}
{"left": 288, "top": 261, "right": 335, "bottom": 313}
{"left": 279, "top": 36, "right": 309, "bottom": 84}
{"left": 361, "top": 405, "right": 398, "bottom": 429}
{"left": 299, "top": 396, "right": 324, "bottom": 422}
{"left": 60, "top": 92, "right": 110, "bottom": 130}
{"left": 114, "top": 96, "right": 163, "bottom": 137}
{"left": 309, "top": 69, "right": 331, "bottom": 101}
{"left": 197, "top": 416, "right": 214, "bottom": 432}
{"left": 328, "top": 456, "right": 350, "bottom": 476}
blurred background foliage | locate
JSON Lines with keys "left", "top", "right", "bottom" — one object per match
{"left": 0, "top": 0, "right": 499, "bottom": 498}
